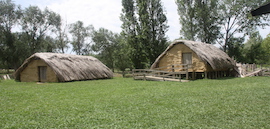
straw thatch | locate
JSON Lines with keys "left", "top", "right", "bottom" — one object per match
{"left": 151, "top": 40, "right": 235, "bottom": 71}
{"left": 15, "top": 53, "right": 113, "bottom": 82}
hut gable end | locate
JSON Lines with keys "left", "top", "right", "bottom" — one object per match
{"left": 151, "top": 40, "right": 235, "bottom": 72}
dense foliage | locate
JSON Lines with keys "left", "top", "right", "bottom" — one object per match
{"left": 1, "top": 0, "right": 270, "bottom": 71}
{"left": 91, "top": 27, "right": 131, "bottom": 72}
{"left": 0, "top": 0, "right": 131, "bottom": 71}
{"left": 121, "top": 0, "right": 169, "bottom": 69}
{"left": 0, "top": 0, "right": 168, "bottom": 71}
{"left": 69, "top": 21, "right": 93, "bottom": 55}
{"left": 176, "top": 0, "right": 220, "bottom": 44}
{"left": 176, "top": 0, "right": 270, "bottom": 63}
{"left": 0, "top": 0, "right": 62, "bottom": 69}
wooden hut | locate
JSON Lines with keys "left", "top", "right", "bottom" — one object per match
{"left": 14, "top": 53, "right": 113, "bottom": 82}
{"left": 150, "top": 40, "right": 236, "bottom": 79}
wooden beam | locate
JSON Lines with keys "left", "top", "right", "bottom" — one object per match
{"left": 251, "top": 2, "right": 270, "bottom": 16}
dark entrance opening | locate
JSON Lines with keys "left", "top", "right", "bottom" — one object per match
{"left": 38, "top": 66, "right": 47, "bottom": 82}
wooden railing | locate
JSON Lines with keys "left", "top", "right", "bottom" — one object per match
{"left": 153, "top": 64, "right": 192, "bottom": 72}
{"left": 262, "top": 68, "right": 270, "bottom": 76}
{"left": 235, "top": 63, "right": 270, "bottom": 77}
{"left": 132, "top": 64, "right": 192, "bottom": 81}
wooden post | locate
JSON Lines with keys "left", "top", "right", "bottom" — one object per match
{"left": 204, "top": 71, "right": 208, "bottom": 79}
{"left": 192, "top": 71, "right": 195, "bottom": 80}
{"left": 185, "top": 65, "right": 189, "bottom": 80}
{"left": 132, "top": 69, "right": 135, "bottom": 80}
{"left": 143, "top": 74, "right": 146, "bottom": 81}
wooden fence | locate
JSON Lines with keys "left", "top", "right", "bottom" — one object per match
{"left": 0, "top": 74, "right": 13, "bottom": 80}
{"left": 236, "top": 63, "right": 257, "bottom": 76}
{"left": 262, "top": 68, "right": 270, "bottom": 76}
{"left": 132, "top": 64, "right": 191, "bottom": 82}
{"left": 236, "top": 63, "right": 270, "bottom": 77}
{"left": 152, "top": 64, "right": 192, "bottom": 72}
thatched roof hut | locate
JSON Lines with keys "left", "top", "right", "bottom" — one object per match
{"left": 151, "top": 40, "right": 235, "bottom": 77}
{"left": 15, "top": 53, "right": 113, "bottom": 82}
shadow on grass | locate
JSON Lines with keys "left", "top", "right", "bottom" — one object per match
{"left": 212, "top": 77, "right": 237, "bottom": 80}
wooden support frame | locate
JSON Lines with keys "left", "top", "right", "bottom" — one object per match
{"left": 133, "top": 64, "right": 232, "bottom": 81}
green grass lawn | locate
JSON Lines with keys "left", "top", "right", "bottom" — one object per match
{"left": 0, "top": 77, "right": 270, "bottom": 128}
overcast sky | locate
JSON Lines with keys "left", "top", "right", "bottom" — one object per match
{"left": 13, "top": 0, "right": 270, "bottom": 42}
{"left": 13, "top": 0, "right": 181, "bottom": 41}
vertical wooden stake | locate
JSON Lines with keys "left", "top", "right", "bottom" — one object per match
{"left": 143, "top": 74, "right": 146, "bottom": 81}
{"left": 204, "top": 71, "right": 208, "bottom": 79}
{"left": 186, "top": 65, "right": 189, "bottom": 80}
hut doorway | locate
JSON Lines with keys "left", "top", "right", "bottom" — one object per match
{"left": 38, "top": 66, "right": 47, "bottom": 82}
{"left": 182, "top": 53, "right": 192, "bottom": 65}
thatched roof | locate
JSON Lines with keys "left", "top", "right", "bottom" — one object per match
{"left": 15, "top": 53, "right": 113, "bottom": 82}
{"left": 251, "top": 2, "right": 270, "bottom": 16}
{"left": 151, "top": 40, "right": 235, "bottom": 70}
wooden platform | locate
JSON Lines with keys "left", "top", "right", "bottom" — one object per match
{"left": 132, "top": 67, "right": 190, "bottom": 82}
{"left": 134, "top": 76, "right": 189, "bottom": 82}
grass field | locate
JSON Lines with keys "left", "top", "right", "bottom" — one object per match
{"left": 0, "top": 77, "right": 270, "bottom": 128}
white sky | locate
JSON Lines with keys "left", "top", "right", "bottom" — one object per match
{"left": 14, "top": 0, "right": 181, "bottom": 41}
{"left": 13, "top": 0, "right": 270, "bottom": 41}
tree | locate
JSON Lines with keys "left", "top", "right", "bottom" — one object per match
{"left": 91, "top": 28, "right": 118, "bottom": 71}
{"left": 0, "top": 0, "right": 22, "bottom": 70}
{"left": 121, "top": 0, "right": 168, "bottom": 68}
{"left": 176, "top": 0, "right": 270, "bottom": 54}
{"left": 176, "top": 0, "right": 220, "bottom": 43}
{"left": 261, "top": 34, "right": 270, "bottom": 64}
{"left": 91, "top": 27, "right": 132, "bottom": 72}
{"left": 69, "top": 21, "right": 93, "bottom": 55}
{"left": 145, "top": 0, "right": 169, "bottom": 64}
{"left": 43, "top": 36, "right": 57, "bottom": 52}
{"left": 20, "top": 6, "right": 61, "bottom": 54}
{"left": 218, "top": 0, "right": 270, "bottom": 53}
{"left": 0, "top": 0, "right": 20, "bottom": 32}
{"left": 176, "top": 0, "right": 197, "bottom": 41}
{"left": 121, "top": 0, "right": 145, "bottom": 69}
{"left": 0, "top": 2, "right": 65, "bottom": 70}
{"left": 114, "top": 38, "right": 132, "bottom": 73}
{"left": 54, "top": 20, "right": 69, "bottom": 53}
{"left": 226, "top": 36, "right": 245, "bottom": 62}
{"left": 242, "top": 31, "right": 264, "bottom": 63}
{"left": 13, "top": 32, "right": 34, "bottom": 66}
{"left": 91, "top": 28, "right": 132, "bottom": 72}
{"left": 196, "top": 0, "right": 220, "bottom": 44}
